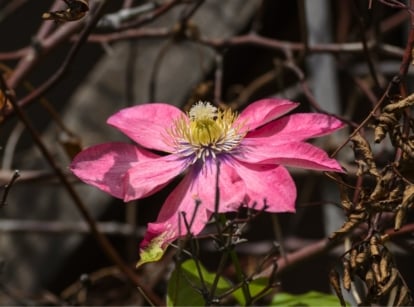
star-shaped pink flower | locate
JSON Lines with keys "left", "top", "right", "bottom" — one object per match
{"left": 70, "top": 98, "right": 344, "bottom": 265}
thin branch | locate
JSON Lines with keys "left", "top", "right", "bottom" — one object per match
{"left": 0, "top": 170, "right": 20, "bottom": 207}
{"left": 0, "top": 219, "right": 145, "bottom": 236}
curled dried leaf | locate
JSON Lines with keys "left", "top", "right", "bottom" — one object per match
{"left": 342, "top": 259, "right": 352, "bottom": 291}
{"left": 395, "top": 184, "right": 414, "bottom": 230}
{"left": 349, "top": 248, "right": 358, "bottom": 269}
{"left": 377, "top": 268, "right": 398, "bottom": 296}
{"left": 371, "top": 199, "right": 399, "bottom": 211}
{"left": 356, "top": 251, "right": 368, "bottom": 264}
{"left": 330, "top": 211, "right": 366, "bottom": 240}
{"left": 0, "top": 89, "right": 12, "bottom": 123}
{"left": 365, "top": 269, "right": 376, "bottom": 289}
{"left": 391, "top": 128, "right": 414, "bottom": 159}
{"left": 337, "top": 180, "right": 353, "bottom": 211}
{"left": 374, "top": 94, "right": 414, "bottom": 145}
{"left": 369, "top": 235, "right": 381, "bottom": 258}
{"left": 371, "top": 261, "right": 381, "bottom": 284}
{"left": 389, "top": 184, "right": 403, "bottom": 201}
{"left": 395, "top": 285, "right": 411, "bottom": 306}
{"left": 329, "top": 269, "right": 346, "bottom": 307}
{"left": 42, "top": 0, "right": 89, "bottom": 22}
{"left": 401, "top": 184, "right": 414, "bottom": 209}
{"left": 351, "top": 133, "right": 380, "bottom": 177}
{"left": 383, "top": 93, "right": 414, "bottom": 113}
{"left": 369, "top": 170, "right": 394, "bottom": 202}
{"left": 379, "top": 252, "right": 391, "bottom": 284}
{"left": 394, "top": 205, "right": 406, "bottom": 231}
{"left": 374, "top": 112, "right": 399, "bottom": 143}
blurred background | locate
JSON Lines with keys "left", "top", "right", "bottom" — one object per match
{"left": 0, "top": 0, "right": 413, "bottom": 305}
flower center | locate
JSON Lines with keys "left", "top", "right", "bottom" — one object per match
{"left": 168, "top": 101, "right": 245, "bottom": 163}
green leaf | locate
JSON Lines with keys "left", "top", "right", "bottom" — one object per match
{"left": 270, "top": 291, "right": 348, "bottom": 306}
{"left": 167, "top": 259, "right": 271, "bottom": 306}
{"left": 167, "top": 259, "right": 232, "bottom": 306}
{"left": 136, "top": 242, "right": 165, "bottom": 268}
{"left": 232, "top": 278, "right": 269, "bottom": 305}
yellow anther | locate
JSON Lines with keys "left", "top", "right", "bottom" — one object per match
{"left": 167, "top": 101, "right": 245, "bottom": 162}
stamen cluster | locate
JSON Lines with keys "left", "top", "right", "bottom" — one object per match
{"left": 168, "top": 102, "right": 244, "bottom": 163}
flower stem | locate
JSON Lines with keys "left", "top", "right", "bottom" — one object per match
{"left": 229, "top": 247, "right": 252, "bottom": 305}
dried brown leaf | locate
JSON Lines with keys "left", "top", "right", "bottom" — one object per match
{"left": 394, "top": 285, "right": 411, "bottom": 306}
{"left": 374, "top": 112, "right": 399, "bottom": 143}
{"left": 383, "top": 93, "right": 414, "bottom": 113}
{"left": 349, "top": 248, "right": 358, "bottom": 270}
{"left": 351, "top": 133, "right": 380, "bottom": 177}
{"left": 42, "top": 0, "right": 89, "bottom": 22}
{"left": 369, "top": 235, "right": 381, "bottom": 258}
{"left": 365, "top": 269, "right": 376, "bottom": 289}
{"left": 355, "top": 252, "right": 367, "bottom": 264}
{"left": 377, "top": 268, "right": 398, "bottom": 296}
{"left": 329, "top": 269, "right": 346, "bottom": 307}
{"left": 342, "top": 259, "right": 352, "bottom": 291}
{"left": 379, "top": 252, "right": 391, "bottom": 284}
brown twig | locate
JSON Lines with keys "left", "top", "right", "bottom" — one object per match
{"left": 0, "top": 219, "right": 144, "bottom": 236}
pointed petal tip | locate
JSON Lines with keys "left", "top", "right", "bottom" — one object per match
{"left": 107, "top": 103, "right": 184, "bottom": 152}
{"left": 236, "top": 98, "right": 299, "bottom": 131}
{"left": 70, "top": 142, "right": 155, "bottom": 199}
{"left": 122, "top": 155, "right": 187, "bottom": 202}
{"left": 136, "top": 241, "right": 166, "bottom": 268}
{"left": 137, "top": 223, "right": 177, "bottom": 267}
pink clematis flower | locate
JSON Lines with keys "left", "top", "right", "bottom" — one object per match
{"left": 70, "top": 98, "right": 344, "bottom": 265}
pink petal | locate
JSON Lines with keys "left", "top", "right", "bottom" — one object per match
{"left": 233, "top": 160, "right": 297, "bottom": 212}
{"left": 70, "top": 142, "right": 158, "bottom": 199}
{"left": 139, "top": 160, "right": 246, "bottom": 250}
{"left": 139, "top": 169, "right": 212, "bottom": 250}
{"left": 123, "top": 154, "right": 189, "bottom": 202}
{"left": 107, "top": 103, "right": 184, "bottom": 153}
{"left": 246, "top": 113, "right": 345, "bottom": 142}
{"left": 237, "top": 141, "right": 343, "bottom": 172}
{"left": 235, "top": 98, "right": 299, "bottom": 132}
{"left": 198, "top": 159, "right": 246, "bottom": 213}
